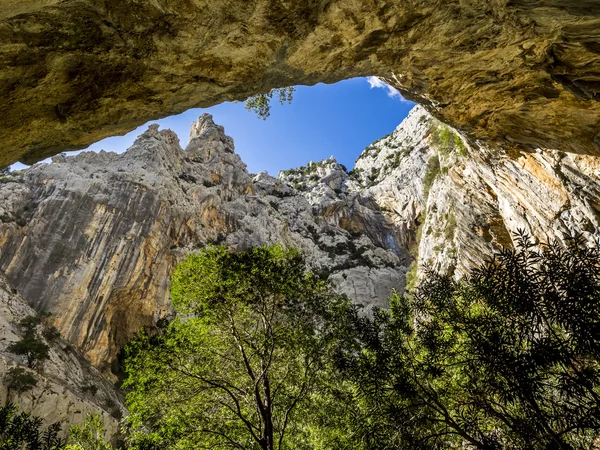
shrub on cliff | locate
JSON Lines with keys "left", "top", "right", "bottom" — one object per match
{"left": 7, "top": 316, "right": 50, "bottom": 369}
{"left": 5, "top": 367, "right": 37, "bottom": 397}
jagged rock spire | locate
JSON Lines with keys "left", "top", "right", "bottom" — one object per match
{"left": 186, "top": 114, "right": 235, "bottom": 158}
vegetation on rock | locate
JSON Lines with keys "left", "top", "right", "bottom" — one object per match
{"left": 7, "top": 316, "right": 50, "bottom": 369}
{"left": 5, "top": 367, "right": 37, "bottom": 397}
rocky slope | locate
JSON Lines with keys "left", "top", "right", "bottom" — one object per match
{"left": 0, "top": 272, "right": 123, "bottom": 439}
{"left": 0, "top": 115, "right": 407, "bottom": 374}
{"left": 1, "top": 1, "right": 600, "bottom": 167}
{"left": 0, "top": 107, "right": 599, "bottom": 431}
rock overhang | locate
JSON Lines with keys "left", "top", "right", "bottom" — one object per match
{"left": 0, "top": 0, "right": 600, "bottom": 168}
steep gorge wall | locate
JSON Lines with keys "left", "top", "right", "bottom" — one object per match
{"left": 1, "top": 0, "right": 600, "bottom": 167}
{"left": 0, "top": 272, "right": 124, "bottom": 438}
{"left": 0, "top": 106, "right": 599, "bottom": 385}
{"left": 0, "top": 115, "right": 407, "bottom": 373}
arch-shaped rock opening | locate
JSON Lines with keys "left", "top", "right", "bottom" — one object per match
{"left": 1, "top": 0, "right": 599, "bottom": 168}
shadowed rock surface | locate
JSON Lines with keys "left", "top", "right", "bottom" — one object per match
{"left": 0, "top": 272, "right": 124, "bottom": 439}
{"left": 1, "top": 0, "right": 600, "bottom": 167}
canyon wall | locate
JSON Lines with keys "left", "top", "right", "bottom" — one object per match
{"left": 0, "top": 107, "right": 599, "bottom": 428}
{"left": 0, "top": 272, "right": 124, "bottom": 439}
{"left": 0, "top": 115, "right": 408, "bottom": 373}
{"left": 1, "top": 0, "right": 600, "bottom": 167}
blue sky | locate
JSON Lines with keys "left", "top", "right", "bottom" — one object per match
{"left": 12, "top": 77, "right": 415, "bottom": 175}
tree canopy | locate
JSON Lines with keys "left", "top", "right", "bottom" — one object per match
{"left": 123, "top": 245, "right": 361, "bottom": 450}
{"left": 344, "top": 233, "right": 600, "bottom": 449}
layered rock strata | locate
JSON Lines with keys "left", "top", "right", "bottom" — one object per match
{"left": 1, "top": 0, "right": 600, "bottom": 167}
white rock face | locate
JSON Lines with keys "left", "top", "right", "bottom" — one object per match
{"left": 0, "top": 106, "right": 599, "bottom": 429}
{"left": 0, "top": 273, "right": 123, "bottom": 440}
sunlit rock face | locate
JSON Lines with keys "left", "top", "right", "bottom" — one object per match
{"left": 1, "top": 108, "right": 599, "bottom": 378}
{"left": 0, "top": 273, "right": 124, "bottom": 438}
{"left": 353, "top": 107, "right": 600, "bottom": 281}
{"left": 0, "top": 115, "right": 408, "bottom": 373}
{"left": 1, "top": 0, "right": 600, "bottom": 167}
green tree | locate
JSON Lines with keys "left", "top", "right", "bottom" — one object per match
{"left": 124, "top": 245, "right": 360, "bottom": 450}
{"left": 8, "top": 333, "right": 50, "bottom": 369}
{"left": 345, "top": 232, "right": 600, "bottom": 449}
{"left": 5, "top": 367, "right": 37, "bottom": 397}
{"left": 65, "top": 414, "right": 112, "bottom": 450}
{"left": 245, "top": 87, "right": 295, "bottom": 120}
{"left": 0, "top": 403, "right": 64, "bottom": 449}
{"left": 7, "top": 315, "right": 50, "bottom": 369}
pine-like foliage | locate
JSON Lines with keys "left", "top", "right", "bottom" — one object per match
{"left": 0, "top": 403, "right": 64, "bottom": 450}
{"left": 345, "top": 232, "right": 600, "bottom": 449}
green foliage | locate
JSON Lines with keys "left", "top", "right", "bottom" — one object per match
{"left": 17, "top": 316, "right": 42, "bottom": 334}
{"left": 7, "top": 315, "right": 50, "bottom": 369}
{"left": 422, "top": 155, "right": 440, "bottom": 202}
{"left": 43, "top": 326, "right": 61, "bottom": 342}
{"left": 404, "top": 261, "right": 418, "bottom": 293}
{"left": 0, "top": 403, "right": 64, "bottom": 449}
{"left": 345, "top": 233, "right": 600, "bottom": 449}
{"left": 367, "top": 167, "right": 380, "bottom": 185}
{"left": 245, "top": 87, "right": 295, "bottom": 120}
{"left": 431, "top": 124, "right": 468, "bottom": 157}
{"left": 66, "top": 414, "right": 112, "bottom": 450}
{"left": 5, "top": 367, "right": 37, "bottom": 395}
{"left": 124, "top": 245, "right": 361, "bottom": 450}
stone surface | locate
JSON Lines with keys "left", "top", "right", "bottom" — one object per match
{"left": 1, "top": 1, "right": 600, "bottom": 168}
{"left": 0, "top": 107, "right": 599, "bottom": 385}
{"left": 0, "top": 115, "right": 408, "bottom": 373}
{"left": 0, "top": 272, "right": 123, "bottom": 439}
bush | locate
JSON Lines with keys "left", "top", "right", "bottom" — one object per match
{"left": 8, "top": 315, "right": 50, "bottom": 369}
{"left": 43, "top": 326, "right": 61, "bottom": 342}
{"left": 5, "top": 367, "right": 37, "bottom": 395}
{"left": 0, "top": 403, "right": 64, "bottom": 449}
{"left": 66, "top": 414, "right": 112, "bottom": 450}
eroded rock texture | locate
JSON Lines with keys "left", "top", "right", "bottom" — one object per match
{"left": 0, "top": 115, "right": 408, "bottom": 372}
{"left": 0, "top": 108, "right": 599, "bottom": 381}
{"left": 1, "top": 0, "right": 600, "bottom": 167}
{"left": 0, "top": 273, "right": 124, "bottom": 439}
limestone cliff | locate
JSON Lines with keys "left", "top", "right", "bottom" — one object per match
{"left": 1, "top": 0, "right": 600, "bottom": 167}
{"left": 0, "top": 115, "right": 407, "bottom": 374}
{"left": 0, "top": 107, "right": 599, "bottom": 390}
{"left": 0, "top": 272, "right": 123, "bottom": 439}
{"left": 352, "top": 107, "right": 600, "bottom": 283}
